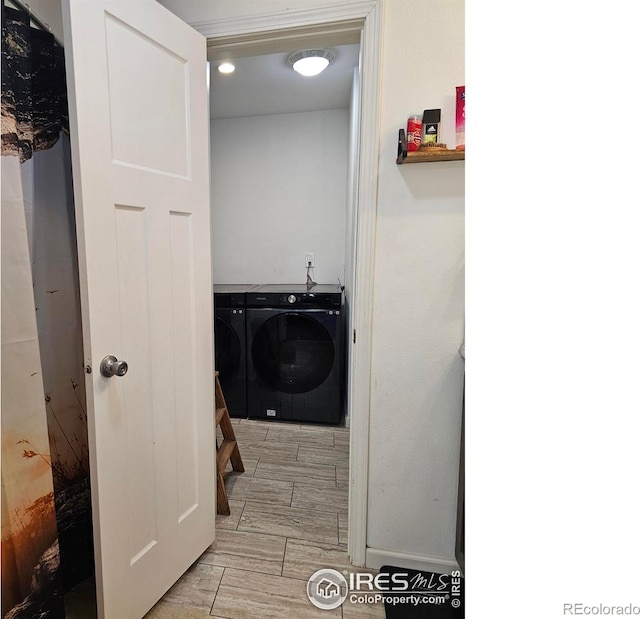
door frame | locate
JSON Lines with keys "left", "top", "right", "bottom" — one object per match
{"left": 194, "top": 0, "right": 382, "bottom": 567}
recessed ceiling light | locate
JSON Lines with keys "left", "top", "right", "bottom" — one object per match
{"left": 217, "top": 62, "right": 235, "bottom": 74}
{"left": 287, "top": 49, "right": 335, "bottom": 77}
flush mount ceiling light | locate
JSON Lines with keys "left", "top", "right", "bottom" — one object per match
{"left": 287, "top": 49, "right": 335, "bottom": 77}
{"left": 217, "top": 62, "right": 235, "bottom": 74}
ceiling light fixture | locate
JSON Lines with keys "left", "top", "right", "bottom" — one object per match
{"left": 287, "top": 49, "right": 335, "bottom": 77}
{"left": 217, "top": 62, "right": 235, "bottom": 74}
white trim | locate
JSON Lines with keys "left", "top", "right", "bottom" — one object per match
{"left": 365, "top": 548, "right": 461, "bottom": 575}
{"left": 191, "top": 1, "right": 379, "bottom": 38}
{"left": 193, "top": 0, "right": 382, "bottom": 569}
{"left": 347, "top": 0, "right": 382, "bottom": 568}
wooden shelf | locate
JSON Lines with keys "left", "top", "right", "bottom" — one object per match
{"left": 397, "top": 128, "right": 465, "bottom": 164}
{"left": 399, "top": 149, "right": 466, "bottom": 164}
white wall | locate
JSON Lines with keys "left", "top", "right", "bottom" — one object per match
{"left": 366, "top": 0, "right": 464, "bottom": 568}
{"left": 210, "top": 109, "right": 349, "bottom": 285}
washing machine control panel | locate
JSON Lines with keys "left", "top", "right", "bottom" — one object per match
{"left": 247, "top": 285, "right": 343, "bottom": 309}
{"left": 277, "top": 293, "right": 340, "bottom": 307}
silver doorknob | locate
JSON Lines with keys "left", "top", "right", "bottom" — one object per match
{"left": 100, "top": 355, "right": 128, "bottom": 378}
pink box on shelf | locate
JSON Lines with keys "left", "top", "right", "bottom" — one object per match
{"left": 456, "top": 85, "right": 465, "bottom": 150}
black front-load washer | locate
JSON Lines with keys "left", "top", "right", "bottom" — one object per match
{"left": 213, "top": 284, "right": 258, "bottom": 418}
{"left": 246, "top": 284, "right": 345, "bottom": 424}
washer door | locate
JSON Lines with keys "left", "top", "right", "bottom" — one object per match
{"left": 214, "top": 316, "right": 242, "bottom": 380}
{"left": 252, "top": 312, "right": 334, "bottom": 394}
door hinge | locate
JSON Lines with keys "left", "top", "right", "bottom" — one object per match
{"left": 353, "top": 329, "right": 356, "bottom": 344}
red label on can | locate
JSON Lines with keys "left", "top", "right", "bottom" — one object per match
{"left": 407, "top": 115, "right": 421, "bottom": 152}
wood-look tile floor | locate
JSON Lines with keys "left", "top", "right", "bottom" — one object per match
{"left": 147, "top": 418, "right": 385, "bottom": 619}
{"left": 64, "top": 419, "right": 384, "bottom": 618}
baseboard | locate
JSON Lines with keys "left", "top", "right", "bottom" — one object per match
{"left": 365, "top": 547, "right": 460, "bottom": 574}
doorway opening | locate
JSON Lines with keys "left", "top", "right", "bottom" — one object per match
{"left": 201, "top": 1, "right": 382, "bottom": 570}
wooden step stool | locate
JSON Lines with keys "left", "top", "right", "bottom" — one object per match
{"left": 215, "top": 371, "right": 244, "bottom": 515}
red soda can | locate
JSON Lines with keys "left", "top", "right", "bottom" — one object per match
{"left": 407, "top": 114, "right": 422, "bottom": 152}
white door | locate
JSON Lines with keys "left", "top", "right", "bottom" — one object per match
{"left": 62, "top": 1, "right": 214, "bottom": 617}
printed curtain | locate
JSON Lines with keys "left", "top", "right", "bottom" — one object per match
{"left": 2, "top": 5, "right": 92, "bottom": 617}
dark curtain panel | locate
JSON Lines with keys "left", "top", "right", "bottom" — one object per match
{"left": 1, "top": 5, "right": 68, "bottom": 161}
{"left": 2, "top": 5, "right": 92, "bottom": 618}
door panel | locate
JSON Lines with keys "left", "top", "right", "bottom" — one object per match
{"left": 62, "top": 1, "right": 213, "bottom": 617}
{"left": 169, "top": 211, "right": 199, "bottom": 520}
{"left": 104, "top": 13, "right": 190, "bottom": 176}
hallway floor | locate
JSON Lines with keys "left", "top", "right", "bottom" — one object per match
{"left": 144, "top": 418, "right": 385, "bottom": 618}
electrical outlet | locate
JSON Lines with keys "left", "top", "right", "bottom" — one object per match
{"left": 305, "top": 253, "right": 315, "bottom": 268}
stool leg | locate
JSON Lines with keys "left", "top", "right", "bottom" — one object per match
{"left": 216, "top": 470, "right": 230, "bottom": 515}
{"left": 214, "top": 371, "right": 244, "bottom": 514}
